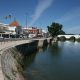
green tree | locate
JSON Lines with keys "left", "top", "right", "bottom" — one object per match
{"left": 47, "top": 22, "right": 65, "bottom": 37}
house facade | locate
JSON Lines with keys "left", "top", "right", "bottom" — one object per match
{"left": 0, "top": 20, "right": 21, "bottom": 38}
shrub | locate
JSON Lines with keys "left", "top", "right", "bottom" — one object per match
{"left": 58, "top": 36, "right": 66, "bottom": 41}
{"left": 76, "top": 38, "right": 80, "bottom": 42}
{"left": 69, "top": 36, "right": 75, "bottom": 41}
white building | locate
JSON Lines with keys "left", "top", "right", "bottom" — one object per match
{"left": 22, "top": 27, "right": 40, "bottom": 38}
{"left": 0, "top": 23, "right": 16, "bottom": 38}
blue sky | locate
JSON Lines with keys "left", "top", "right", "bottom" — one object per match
{"left": 0, "top": 0, "right": 80, "bottom": 34}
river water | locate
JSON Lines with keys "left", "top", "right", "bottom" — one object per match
{"left": 23, "top": 41, "right": 80, "bottom": 80}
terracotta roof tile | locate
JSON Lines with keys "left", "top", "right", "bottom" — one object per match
{"left": 9, "top": 20, "right": 20, "bottom": 27}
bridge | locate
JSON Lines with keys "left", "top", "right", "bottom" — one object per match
{"left": 0, "top": 37, "right": 52, "bottom": 80}
{"left": 57, "top": 35, "right": 80, "bottom": 39}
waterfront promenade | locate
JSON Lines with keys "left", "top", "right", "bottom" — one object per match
{"left": 0, "top": 38, "right": 51, "bottom": 53}
{"left": 0, "top": 39, "right": 32, "bottom": 53}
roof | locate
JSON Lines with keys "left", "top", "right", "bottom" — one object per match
{"left": 9, "top": 20, "right": 20, "bottom": 27}
{"left": 0, "top": 23, "right": 9, "bottom": 26}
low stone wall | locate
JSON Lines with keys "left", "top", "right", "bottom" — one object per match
{"left": 1, "top": 48, "right": 25, "bottom": 80}
{"left": 1, "top": 38, "right": 52, "bottom": 80}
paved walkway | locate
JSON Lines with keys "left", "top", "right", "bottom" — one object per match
{"left": 0, "top": 38, "right": 51, "bottom": 53}
{"left": 0, "top": 39, "right": 33, "bottom": 54}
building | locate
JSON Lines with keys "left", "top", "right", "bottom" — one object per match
{"left": 0, "top": 20, "right": 22, "bottom": 38}
{"left": 0, "top": 23, "right": 16, "bottom": 38}
{"left": 9, "top": 20, "right": 20, "bottom": 27}
{"left": 22, "top": 27, "right": 42, "bottom": 38}
{"left": 23, "top": 27, "right": 39, "bottom": 34}
{"left": 0, "top": 23, "right": 8, "bottom": 33}
{"left": 9, "top": 20, "right": 22, "bottom": 38}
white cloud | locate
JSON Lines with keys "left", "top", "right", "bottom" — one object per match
{"left": 56, "top": 7, "right": 80, "bottom": 23}
{"left": 65, "top": 26, "right": 80, "bottom": 34}
{"left": 29, "top": 0, "right": 53, "bottom": 26}
{"left": 55, "top": 7, "right": 80, "bottom": 34}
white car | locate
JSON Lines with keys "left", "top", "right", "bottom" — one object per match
{"left": 28, "top": 34, "right": 36, "bottom": 38}
{"left": 0, "top": 36, "right": 3, "bottom": 39}
{"left": 0, "top": 37, "right": 4, "bottom": 41}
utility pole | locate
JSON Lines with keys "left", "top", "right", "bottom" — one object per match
{"left": 25, "top": 13, "right": 28, "bottom": 29}
{"left": 25, "top": 12, "right": 28, "bottom": 38}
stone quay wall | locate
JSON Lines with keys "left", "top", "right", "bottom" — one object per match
{"left": 0, "top": 38, "right": 52, "bottom": 80}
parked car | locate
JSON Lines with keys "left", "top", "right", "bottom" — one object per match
{"left": 0, "top": 36, "right": 4, "bottom": 39}
{"left": 28, "top": 34, "right": 37, "bottom": 38}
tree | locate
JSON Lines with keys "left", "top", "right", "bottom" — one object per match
{"left": 47, "top": 22, "right": 65, "bottom": 37}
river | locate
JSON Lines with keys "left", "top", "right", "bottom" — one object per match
{"left": 23, "top": 41, "right": 80, "bottom": 80}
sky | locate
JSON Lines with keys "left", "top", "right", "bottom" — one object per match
{"left": 0, "top": 0, "right": 80, "bottom": 34}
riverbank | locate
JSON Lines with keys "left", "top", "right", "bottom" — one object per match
{"left": 0, "top": 55, "right": 4, "bottom": 80}
{"left": 0, "top": 38, "right": 52, "bottom": 80}
{"left": 1, "top": 48, "right": 25, "bottom": 80}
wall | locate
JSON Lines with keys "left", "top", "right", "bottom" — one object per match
{"left": 1, "top": 38, "right": 52, "bottom": 80}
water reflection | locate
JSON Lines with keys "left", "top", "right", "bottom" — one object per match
{"left": 23, "top": 53, "right": 37, "bottom": 69}
{"left": 38, "top": 44, "right": 48, "bottom": 52}
{"left": 48, "top": 42, "right": 61, "bottom": 56}
{"left": 23, "top": 41, "right": 80, "bottom": 80}
{"left": 23, "top": 44, "right": 48, "bottom": 68}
